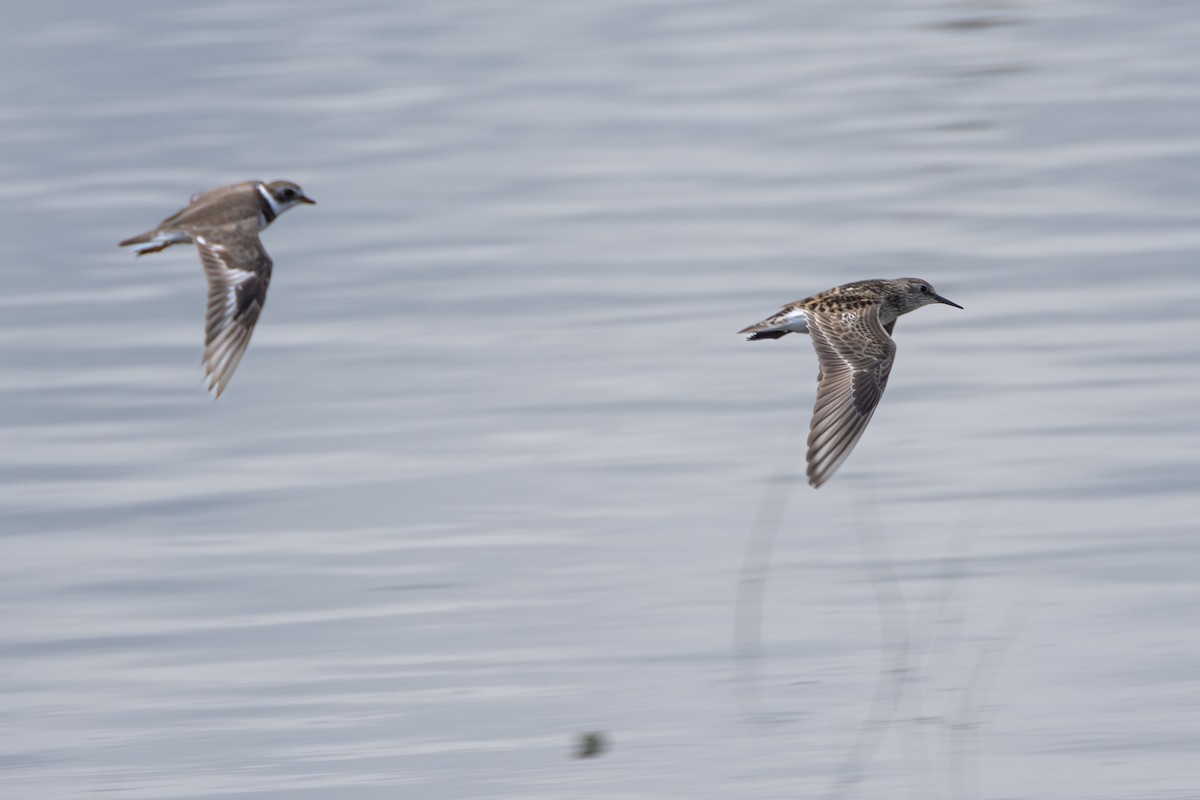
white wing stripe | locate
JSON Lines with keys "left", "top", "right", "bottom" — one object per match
{"left": 193, "top": 222, "right": 273, "bottom": 397}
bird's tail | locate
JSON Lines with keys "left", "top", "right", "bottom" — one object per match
{"left": 737, "top": 320, "right": 797, "bottom": 341}
{"left": 738, "top": 308, "right": 809, "bottom": 340}
{"left": 118, "top": 230, "right": 154, "bottom": 247}
{"left": 739, "top": 327, "right": 790, "bottom": 341}
{"left": 118, "top": 229, "right": 188, "bottom": 256}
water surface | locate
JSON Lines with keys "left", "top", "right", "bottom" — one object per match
{"left": 2, "top": 1, "right": 1199, "bottom": 798}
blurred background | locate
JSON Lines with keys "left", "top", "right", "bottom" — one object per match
{"left": 2, "top": 1, "right": 1199, "bottom": 798}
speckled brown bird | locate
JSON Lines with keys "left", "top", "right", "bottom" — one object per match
{"left": 739, "top": 278, "right": 962, "bottom": 488}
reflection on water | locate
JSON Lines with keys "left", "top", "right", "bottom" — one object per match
{"left": 2, "top": 1, "right": 1200, "bottom": 798}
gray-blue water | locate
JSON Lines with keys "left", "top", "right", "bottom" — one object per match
{"left": 2, "top": 1, "right": 1199, "bottom": 798}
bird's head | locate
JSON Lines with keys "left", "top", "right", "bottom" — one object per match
{"left": 893, "top": 278, "right": 962, "bottom": 313}
{"left": 264, "top": 180, "right": 316, "bottom": 211}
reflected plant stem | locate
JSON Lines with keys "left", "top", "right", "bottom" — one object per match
{"left": 905, "top": 508, "right": 977, "bottom": 800}
{"left": 948, "top": 577, "right": 1042, "bottom": 800}
{"left": 734, "top": 418, "right": 804, "bottom": 712}
{"left": 733, "top": 430, "right": 1014, "bottom": 800}
{"left": 826, "top": 482, "right": 927, "bottom": 800}
{"left": 828, "top": 488, "right": 979, "bottom": 800}
{"left": 927, "top": 509, "right": 980, "bottom": 798}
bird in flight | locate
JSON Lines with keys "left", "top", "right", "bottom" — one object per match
{"left": 119, "top": 180, "right": 315, "bottom": 397}
{"left": 739, "top": 277, "right": 962, "bottom": 487}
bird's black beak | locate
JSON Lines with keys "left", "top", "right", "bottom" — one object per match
{"left": 934, "top": 294, "right": 963, "bottom": 309}
{"left": 299, "top": 195, "right": 317, "bottom": 205}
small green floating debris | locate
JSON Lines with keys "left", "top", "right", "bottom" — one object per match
{"left": 575, "top": 731, "right": 608, "bottom": 759}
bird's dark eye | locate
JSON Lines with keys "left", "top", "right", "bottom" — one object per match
{"left": 919, "top": 285, "right": 928, "bottom": 293}
{"left": 283, "top": 188, "right": 295, "bottom": 198}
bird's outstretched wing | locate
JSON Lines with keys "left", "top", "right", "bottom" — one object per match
{"left": 192, "top": 221, "right": 273, "bottom": 398}
{"left": 803, "top": 304, "right": 896, "bottom": 487}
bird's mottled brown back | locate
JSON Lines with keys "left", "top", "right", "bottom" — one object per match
{"left": 802, "top": 280, "right": 893, "bottom": 314}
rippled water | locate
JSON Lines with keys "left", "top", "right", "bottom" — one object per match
{"left": 2, "top": 1, "right": 1199, "bottom": 798}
